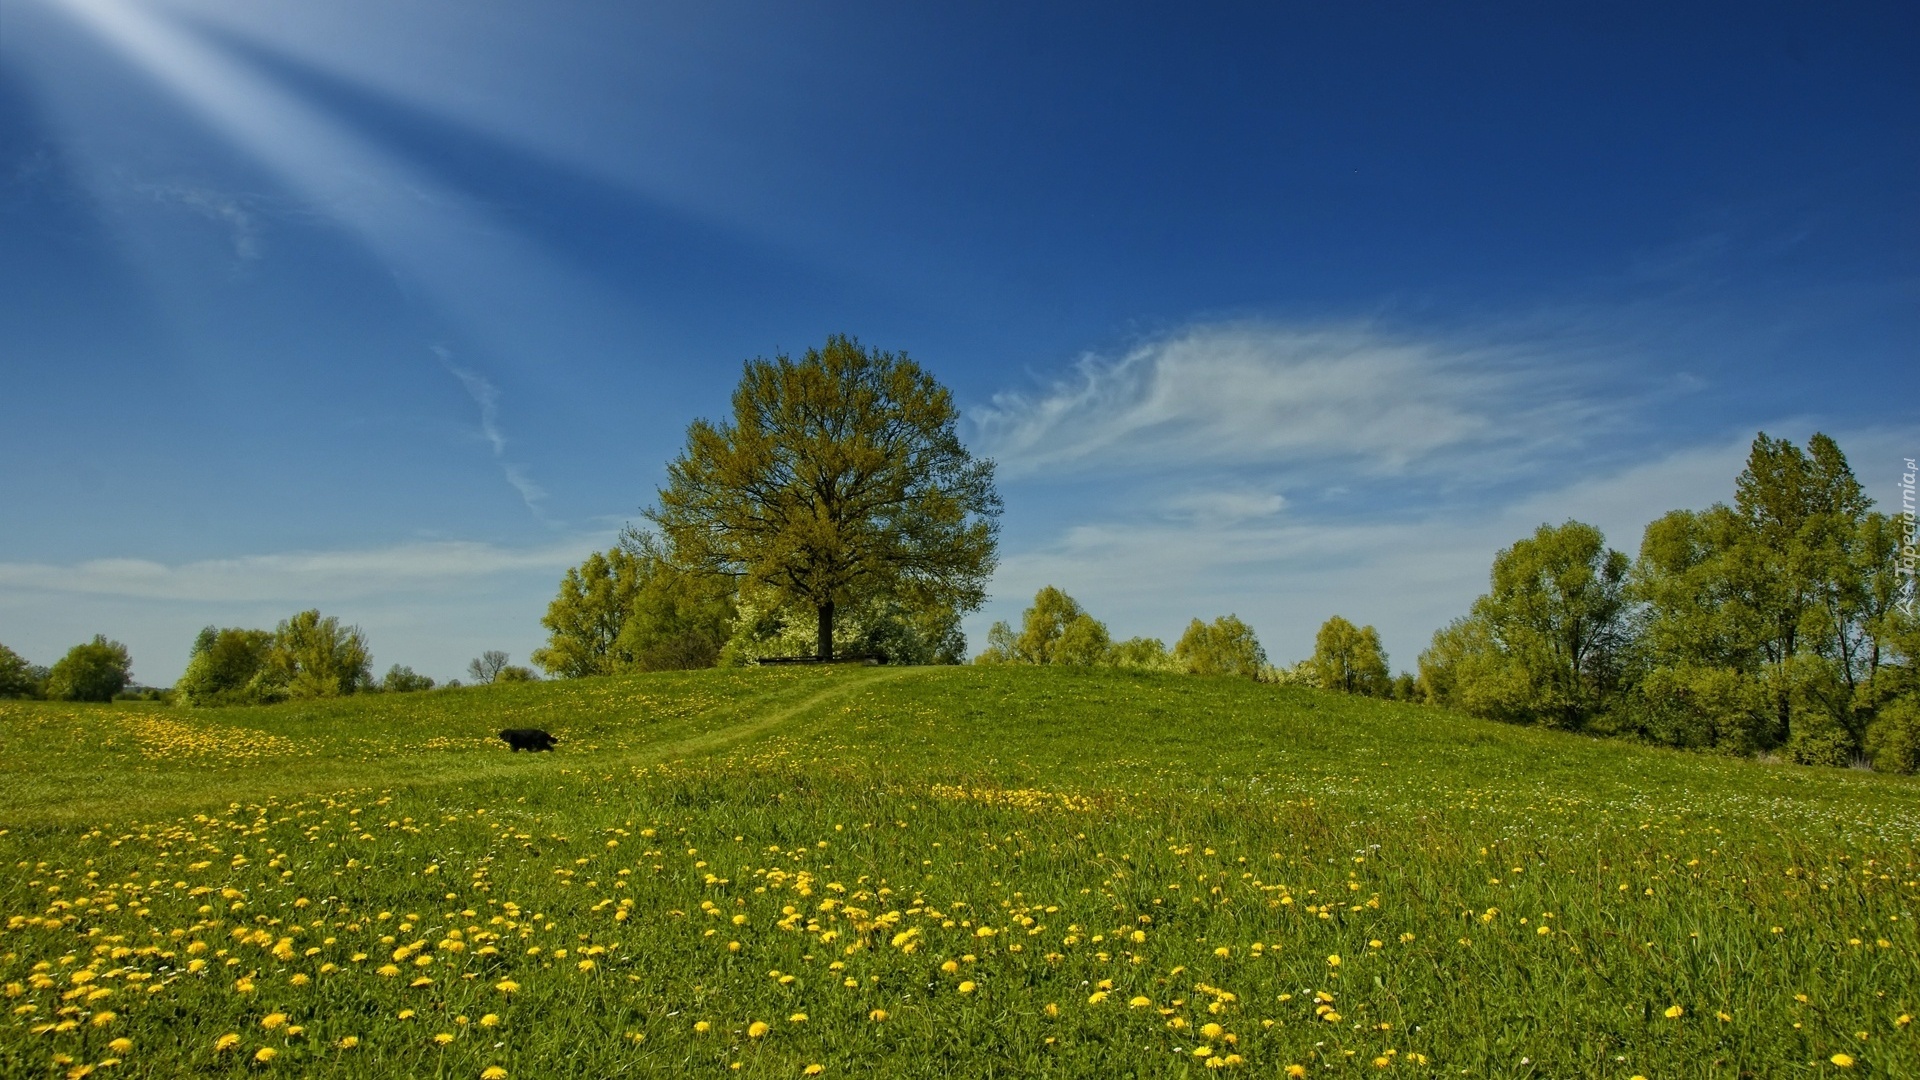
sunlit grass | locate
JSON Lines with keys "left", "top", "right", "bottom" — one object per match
{"left": 2, "top": 666, "right": 1915, "bottom": 1077}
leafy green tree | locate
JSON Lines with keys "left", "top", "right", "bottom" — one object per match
{"left": 176, "top": 627, "right": 274, "bottom": 706}
{"left": 1110, "top": 636, "right": 1177, "bottom": 671}
{"left": 0, "top": 643, "right": 39, "bottom": 699}
{"left": 495, "top": 665, "right": 538, "bottom": 683}
{"left": 651, "top": 335, "right": 1000, "bottom": 660}
{"left": 381, "top": 665, "right": 436, "bottom": 693}
{"left": 532, "top": 547, "right": 646, "bottom": 678}
{"left": 974, "top": 586, "right": 1110, "bottom": 666}
{"left": 259, "top": 611, "right": 371, "bottom": 699}
{"left": 45, "top": 635, "right": 133, "bottom": 702}
{"left": 1420, "top": 521, "right": 1628, "bottom": 727}
{"left": 1174, "top": 615, "right": 1267, "bottom": 678}
{"left": 614, "top": 533, "right": 738, "bottom": 671}
{"left": 1310, "top": 615, "right": 1391, "bottom": 695}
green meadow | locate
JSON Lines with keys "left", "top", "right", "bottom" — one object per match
{"left": 2, "top": 666, "right": 1915, "bottom": 1078}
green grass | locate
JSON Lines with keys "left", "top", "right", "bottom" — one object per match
{"left": 2, "top": 666, "right": 1915, "bottom": 1078}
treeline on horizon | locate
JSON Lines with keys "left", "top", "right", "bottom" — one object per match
{"left": 2, "top": 339, "right": 1913, "bottom": 777}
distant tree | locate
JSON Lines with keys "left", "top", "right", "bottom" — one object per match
{"left": 382, "top": 665, "right": 436, "bottom": 693}
{"left": 1310, "top": 616, "right": 1391, "bottom": 695}
{"left": 651, "top": 335, "right": 1001, "bottom": 660}
{"left": 494, "top": 665, "right": 538, "bottom": 683}
{"left": 176, "top": 626, "right": 274, "bottom": 706}
{"left": 1390, "top": 672, "right": 1418, "bottom": 701}
{"left": 0, "top": 642, "right": 38, "bottom": 699}
{"left": 974, "top": 586, "right": 1111, "bottom": 666}
{"left": 45, "top": 635, "right": 134, "bottom": 702}
{"left": 1174, "top": 615, "right": 1267, "bottom": 678}
{"left": 614, "top": 533, "right": 738, "bottom": 671}
{"left": 259, "top": 611, "right": 372, "bottom": 699}
{"left": 468, "top": 651, "right": 511, "bottom": 684}
{"left": 533, "top": 546, "right": 647, "bottom": 678}
{"left": 1110, "top": 636, "right": 1177, "bottom": 672}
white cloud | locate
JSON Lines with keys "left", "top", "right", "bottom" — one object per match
{"left": 973, "top": 322, "right": 1602, "bottom": 478}
{"left": 1162, "top": 489, "right": 1288, "bottom": 524}
{"left": 437, "top": 348, "right": 550, "bottom": 515}
{"left": 0, "top": 536, "right": 607, "bottom": 604}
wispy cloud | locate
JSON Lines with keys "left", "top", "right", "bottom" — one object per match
{"left": 0, "top": 536, "right": 605, "bottom": 604}
{"left": 436, "top": 347, "right": 549, "bottom": 516}
{"left": 973, "top": 322, "right": 1607, "bottom": 479}
{"left": 134, "top": 179, "right": 263, "bottom": 260}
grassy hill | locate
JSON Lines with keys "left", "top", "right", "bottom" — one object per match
{"left": 2, "top": 667, "right": 1915, "bottom": 1078}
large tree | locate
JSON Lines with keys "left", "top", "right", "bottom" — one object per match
{"left": 45, "top": 635, "right": 133, "bottom": 702}
{"left": 1310, "top": 615, "right": 1390, "bottom": 695}
{"left": 651, "top": 335, "right": 1000, "bottom": 660}
{"left": 176, "top": 626, "right": 275, "bottom": 706}
{"left": 0, "top": 642, "right": 38, "bottom": 699}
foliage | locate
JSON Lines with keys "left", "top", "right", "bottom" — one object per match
{"left": 1173, "top": 614, "right": 1268, "bottom": 677}
{"left": 651, "top": 335, "right": 1000, "bottom": 659}
{"left": 1419, "top": 520, "right": 1630, "bottom": 727}
{"left": 1109, "top": 636, "right": 1178, "bottom": 672}
{"left": 176, "top": 627, "right": 274, "bottom": 706}
{"left": 0, "top": 642, "right": 39, "bottom": 699}
{"left": 1309, "top": 615, "right": 1391, "bottom": 695}
{"left": 720, "top": 585, "right": 962, "bottom": 666}
{"left": 258, "top": 611, "right": 372, "bottom": 700}
{"left": 44, "top": 635, "right": 133, "bottom": 702}
{"left": 495, "top": 664, "right": 539, "bottom": 683}
{"left": 0, "top": 665, "right": 1915, "bottom": 1077}
{"left": 974, "top": 587, "right": 1111, "bottom": 666}
{"left": 380, "top": 665, "right": 436, "bottom": 693}
{"left": 532, "top": 546, "right": 647, "bottom": 678}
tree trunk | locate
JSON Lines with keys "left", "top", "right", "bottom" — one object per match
{"left": 817, "top": 601, "right": 835, "bottom": 661}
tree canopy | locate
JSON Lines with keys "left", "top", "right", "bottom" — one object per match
{"left": 650, "top": 335, "right": 1000, "bottom": 660}
{"left": 45, "top": 635, "right": 133, "bottom": 702}
{"left": 1310, "top": 615, "right": 1391, "bottom": 695}
{"left": 0, "top": 642, "right": 38, "bottom": 699}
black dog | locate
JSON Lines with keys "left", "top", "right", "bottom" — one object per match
{"left": 499, "top": 728, "right": 557, "bottom": 752}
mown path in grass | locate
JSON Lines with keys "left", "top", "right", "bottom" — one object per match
{"left": 2, "top": 666, "right": 1916, "bottom": 1079}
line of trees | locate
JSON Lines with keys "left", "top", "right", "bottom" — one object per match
{"left": 0, "top": 635, "right": 135, "bottom": 702}
{"left": 1416, "top": 433, "right": 1919, "bottom": 771}
{"left": 972, "top": 585, "right": 1270, "bottom": 677}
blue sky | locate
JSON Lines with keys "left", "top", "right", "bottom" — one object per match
{"left": 2, "top": 0, "right": 1915, "bottom": 684}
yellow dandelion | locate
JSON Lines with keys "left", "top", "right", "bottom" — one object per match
{"left": 804, "top": 1067, "right": 825, "bottom": 1076}
{"left": 377, "top": 965, "right": 401, "bottom": 978}
{"left": 1087, "top": 991, "right": 1108, "bottom": 1004}
{"left": 1201, "top": 1022, "right": 1224, "bottom": 1039}
{"left": 254, "top": 1047, "right": 277, "bottom": 1063}
{"left": 789, "top": 1012, "right": 809, "bottom": 1023}
{"left": 434, "top": 1032, "right": 455, "bottom": 1045}
{"left": 747, "top": 1021, "right": 769, "bottom": 1038}
{"left": 868, "top": 1009, "right": 888, "bottom": 1022}
{"left": 1044, "top": 1003, "right": 1060, "bottom": 1017}
{"left": 410, "top": 977, "right": 434, "bottom": 988}
{"left": 1287, "top": 1068, "right": 1307, "bottom": 1079}
{"left": 576, "top": 959, "right": 596, "bottom": 972}
{"left": 261, "top": 1013, "right": 287, "bottom": 1030}
{"left": 336, "top": 1036, "right": 360, "bottom": 1049}
{"left": 108, "top": 1038, "right": 132, "bottom": 1053}
{"left": 90, "top": 1011, "right": 116, "bottom": 1027}
{"left": 481, "top": 1068, "right": 508, "bottom": 1080}
{"left": 214, "top": 1033, "right": 241, "bottom": 1053}
{"left": 288, "top": 974, "right": 310, "bottom": 987}
{"left": 958, "top": 982, "right": 976, "bottom": 994}
{"left": 694, "top": 1021, "right": 711, "bottom": 1034}
{"left": 1129, "top": 996, "right": 1152, "bottom": 1008}
{"left": 480, "top": 1014, "right": 500, "bottom": 1028}
{"left": 1214, "top": 947, "right": 1230, "bottom": 958}
{"left": 494, "top": 980, "right": 520, "bottom": 994}
{"left": 1326, "top": 954, "right": 1341, "bottom": 967}
{"left": 1831, "top": 1055, "right": 1855, "bottom": 1068}
{"left": 1664, "top": 1005, "right": 1684, "bottom": 1019}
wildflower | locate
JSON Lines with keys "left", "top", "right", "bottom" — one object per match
{"left": 254, "top": 1047, "right": 277, "bottom": 1063}
{"left": 288, "top": 974, "right": 310, "bottom": 987}
{"left": 435, "top": 1033, "right": 455, "bottom": 1045}
{"left": 1202, "top": 1023, "right": 1224, "bottom": 1039}
{"left": 480, "top": 1014, "right": 500, "bottom": 1028}
{"left": 694, "top": 1021, "right": 711, "bottom": 1034}
{"left": 747, "top": 1021, "right": 769, "bottom": 1038}
{"left": 336, "top": 1036, "right": 360, "bottom": 1049}
{"left": 868, "top": 1009, "right": 888, "bottom": 1022}
{"left": 1044, "top": 1003, "right": 1060, "bottom": 1018}
{"left": 1129, "top": 996, "right": 1152, "bottom": 1008}
{"left": 1087, "top": 991, "right": 1108, "bottom": 1004}
{"left": 214, "top": 1033, "right": 241, "bottom": 1053}
{"left": 91, "top": 1011, "right": 116, "bottom": 1026}
{"left": 398, "top": 1010, "right": 417, "bottom": 1020}
{"left": 1286, "top": 1068, "right": 1307, "bottom": 1078}
{"left": 261, "top": 1013, "right": 288, "bottom": 1030}
{"left": 1214, "top": 947, "right": 1230, "bottom": 958}
{"left": 494, "top": 980, "right": 520, "bottom": 994}
{"left": 481, "top": 1069, "right": 508, "bottom": 1080}
{"left": 576, "top": 960, "right": 595, "bottom": 972}
{"left": 941, "top": 960, "right": 959, "bottom": 973}
{"left": 1664, "top": 1005, "right": 1684, "bottom": 1019}
{"left": 377, "top": 965, "right": 402, "bottom": 978}
{"left": 1716, "top": 1011, "right": 1732, "bottom": 1022}
{"left": 789, "top": 1013, "right": 809, "bottom": 1023}
{"left": 958, "top": 982, "right": 976, "bottom": 994}
{"left": 410, "top": 977, "right": 434, "bottom": 988}
{"left": 1831, "top": 1055, "right": 1855, "bottom": 1068}
{"left": 108, "top": 1039, "right": 132, "bottom": 1053}
{"left": 804, "top": 1067, "right": 825, "bottom": 1076}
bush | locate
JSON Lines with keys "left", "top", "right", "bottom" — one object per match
{"left": 45, "top": 636, "right": 133, "bottom": 703}
{"left": 0, "top": 643, "right": 40, "bottom": 699}
{"left": 1174, "top": 616, "right": 1267, "bottom": 678}
{"left": 382, "top": 665, "right": 436, "bottom": 693}
{"left": 176, "top": 627, "right": 274, "bottom": 706}
{"left": 1865, "top": 697, "right": 1920, "bottom": 774}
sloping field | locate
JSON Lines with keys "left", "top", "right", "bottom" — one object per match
{"left": 2, "top": 667, "right": 1915, "bottom": 1078}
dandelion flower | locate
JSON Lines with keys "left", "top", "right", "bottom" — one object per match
{"left": 214, "top": 1033, "right": 241, "bottom": 1053}
{"left": 789, "top": 1013, "right": 809, "bottom": 1023}
{"left": 804, "top": 1067, "right": 825, "bottom": 1076}
{"left": 261, "top": 1013, "right": 287, "bottom": 1030}
{"left": 1287, "top": 1068, "right": 1307, "bottom": 1079}
{"left": 1326, "top": 954, "right": 1341, "bottom": 967}
{"left": 108, "top": 1039, "right": 132, "bottom": 1054}
{"left": 1201, "top": 1022, "right": 1224, "bottom": 1039}
{"left": 336, "top": 1036, "right": 360, "bottom": 1049}
{"left": 1664, "top": 1005, "right": 1684, "bottom": 1019}
{"left": 90, "top": 1011, "right": 116, "bottom": 1027}
{"left": 480, "top": 1014, "right": 500, "bottom": 1028}
{"left": 254, "top": 1047, "right": 277, "bottom": 1063}
{"left": 494, "top": 980, "right": 520, "bottom": 994}
{"left": 694, "top": 1021, "right": 711, "bottom": 1034}
{"left": 377, "top": 965, "right": 401, "bottom": 978}
{"left": 868, "top": 1009, "right": 888, "bottom": 1022}
{"left": 481, "top": 1068, "right": 508, "bottom": 1080}
{"left": 747, "top": 1021, "right": 769, "bottom": 1038}
{"left": 1214, "top": 947, "right": 1230, "bottom": 958}
{"left": 958, "top": 982, "right": 976, "bottom": 995}
{"left": 1129, "top": 996, "right": 1152, "bottom": 1008}
{"left": 1831, "top": 1055, "right": 1855, "bottom": 1068}
{"left": 576, "top": 960, "right": 596, "bottom": 972}
{"left": 434, "top": 1032, "right": 455, "bottom": 1046}
{"left": 1087, "top": 991, "right": 1108, "bottom": 1004}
